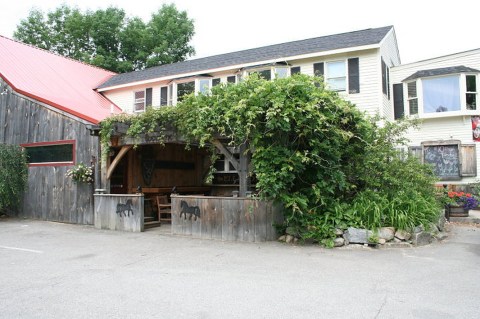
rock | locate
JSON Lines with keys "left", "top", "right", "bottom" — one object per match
{"left": 379, "top": 227, "right": 395, "bottom": 241}
{"left": 411, "top": 231, "right": 432, "bottom": 246}
{"left": 378, "top": 238, "right": 386, "bottom": 245}
{"left": 344, "top": 227, "right": 372, "bottom": 244}
{"left": 393, "top": 237, "right": 402, "bottom": 243}
{"left": 286, "top": 227, "right": 298, "bottom": 236}
{"left": 436, "top": 215, "right": 446, "bottom": 232}
{"left": 427, "top": 222, "right": 439, "bottom": 234}
{"left": 413, "top": 225, "right": 424, "bottom": 234}
{"left": 293, "top": 238, "right": 299, "bottom": 245}
{"left": 333, "top": 237, "right": 345, "bottom": 247}
{"left": 434, "top": 232, "right": 448, "bottom": 241}
{"left": 334, "top": 228, "right": 344, "bottom": 236}
{"left": 278, "top": 235, "right": 286, "bottom": 242}
{"left": 285, "top": 235, "right": 294, "bottom": 244}
{"left": 395, "top": 229, "right": 411, "bottom": 241}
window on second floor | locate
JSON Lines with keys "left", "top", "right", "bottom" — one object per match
{"left": 177, "top": 81, "right": 195, "bottom": 102}
{"left": 313, "top": 58, "right": 359, "bottom": 93}
{"left": 326, "top": 61, "right": 346, "bottom": 91}
{"left": 398, "top": 66, "right": 480, "bottom": 118}
{"left": 134, "top": 90, "right": 145, "bottom": 112}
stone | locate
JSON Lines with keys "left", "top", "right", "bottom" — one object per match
{"left": 395, "top": 229, "right": 411, "bottom": 241}
{"left": 378, "top": 238, "right": 386, "bottom": 245}
{"left": 285, "top": 235, "right": 294, "bottom": 244}
{"left": 379, "top": 227, "right": 395, "bottom": 241}
{"left": 413, "top": 225, "right": 424, "bottom": 234}
{"left": 381, "top": 242, "right": 413, "bottom": 249}
{"left": 427, "top": 223, "right": 439, "bottom": 234}
{"left": 436, "top": 215, "right": 446, "bottom": 232}
{"left": 333, "top": 237, "right": 345, "bottom": 247}
{"left": 334, "top": 228, "right": 344, "bottom": 236}
{"left": 278, "top": 235, "right": 286, "bottom": 242}
{"left": 286, "top": 227, "right": 298, "bottom": 236}
{"left": 434, "top": 232, "right": 448, "bottom": 241}
{"left": 411, "top": 231, "right": 432, "bottom": 246}
{"left": 344, "top": 227, "right": 373, "bottom": 244}
{"left": 293, "top": 238, "right": 299, "bottom": 245}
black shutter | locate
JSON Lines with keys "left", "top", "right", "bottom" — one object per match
{"left": 212, "top": 78, "right": 221, "bottom": 86}
{"left": 313, "top": 62, "right": 324, "bottom": 77}
{"left": 291, "top": 66, "right": 301, "bottom": 75}
{"left": 160, "top": 87, "right": 168, "bottom": 106}
{"left": 348, "top": 58, "right": 360, "bottom": 94}
{"left": 393, "top": 83, "right": 404, "bottom": 120}
{"left": 381, "top": 59, "right": 387, "bottom": 95}
{"left": 145, "top": 88, "right": 152, "bottom": 107}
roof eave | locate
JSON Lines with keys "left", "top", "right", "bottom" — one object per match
{"left": 97, "top": 43, "right": 381, "bottom": 92}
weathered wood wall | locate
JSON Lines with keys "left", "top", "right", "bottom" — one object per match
{"left": 171, "top": 196, "right": 283, "bottom": 242}
{"left": 94, "top": 194, "right": 144, "bottom": 232}
{"left": 0, "top": 79, "right": 98, "bottom": 224}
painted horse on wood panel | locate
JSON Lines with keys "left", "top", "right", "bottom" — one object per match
{"left": 180, "top": 200, "right": 201, "bottom": 221}
{"left": 116, "top": 199, "right": 134, "bottom": 217}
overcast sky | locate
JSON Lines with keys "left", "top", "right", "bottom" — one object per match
{"left": 0, "top": 0, "right": 478, "bottom": 65}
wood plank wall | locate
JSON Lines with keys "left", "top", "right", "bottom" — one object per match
{"left": 94, "top": 194, "right": 144, "bottom": 232}
{"left": 0, "top": 79, "right": 98, "bottom": 224}
{"left": 171, "top": 196, "right": 284, "bottom": 242}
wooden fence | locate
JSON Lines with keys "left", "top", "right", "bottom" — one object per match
{"left": 94, "top": 194, "right": 144, "bottom": 232}
{"left": 171, "top": 195, "right": 283, "bottom": 242}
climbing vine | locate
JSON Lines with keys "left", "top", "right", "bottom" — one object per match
{"left": 100, "top": 74, "right": 440, "bottom": 246}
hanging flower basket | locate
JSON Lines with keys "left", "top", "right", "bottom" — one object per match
{"left": 66, "top": 163, "right": 93, "bottom": 184}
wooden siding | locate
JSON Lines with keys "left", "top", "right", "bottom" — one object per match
{"left": 94, "top": 194, "right": 144, "bottom": 232}
{"left": 171, "top": 195, "right": 283, "bottom": 242}
{"left": 0, "top": 79, "right": 98, "bottom": 224}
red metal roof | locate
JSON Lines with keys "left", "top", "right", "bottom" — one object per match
{"left": 0, "top": 35, "right": 122, "bottom": 124}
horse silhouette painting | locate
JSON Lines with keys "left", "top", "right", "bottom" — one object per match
{"left": 180, "top": 200, "right": 201, "bottom": 221}
{"left": 116, "top": 199, "right": 134, "bottom": 217}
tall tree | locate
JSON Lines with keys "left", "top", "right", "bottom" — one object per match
{"left": 13, "top": 4, "right": 195, "bottom": 73}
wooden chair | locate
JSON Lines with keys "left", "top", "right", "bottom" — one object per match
{"left": 156, "top": 195, "right": 172, "bottom": 223}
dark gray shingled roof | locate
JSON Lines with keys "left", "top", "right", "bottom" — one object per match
{"left": 403, "top": 65, "right": 480, "bottom": 82}
{"left": 98, "top": 26, "right": 393, "bottom": 89}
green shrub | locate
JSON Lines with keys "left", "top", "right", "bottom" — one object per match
{"left": 0, "top": 144, "right": 28, "bottom": 215}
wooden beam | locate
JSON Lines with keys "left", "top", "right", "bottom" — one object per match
{"left": 211, "top": 139, "right": 239, "bottom": 171}
{"left": 106, "top": 145, "right": 132, "bottom": 180}
{"left": 238, "top": 143, "right": 250, "bottom": 197}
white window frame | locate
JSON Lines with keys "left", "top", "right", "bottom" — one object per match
{"left": 405, "top": 73, "right": 479, "bottom": 118}
{"left": 134, "top": 90, "right": 145, "bottom": 112}
{"left": 325, "top": 60, "right": 347, "bottom": 92}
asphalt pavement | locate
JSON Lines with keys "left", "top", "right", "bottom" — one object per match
{"left": 0, "top": 218, "right": 479, "bottom": 319}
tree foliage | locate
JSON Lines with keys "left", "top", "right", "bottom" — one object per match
{"left": 14, "top": 4, "right": 195, "bottom": 73}
{"left": 100, "top": 74, "right": 440, "bottom": 246}
{"left": 0, "top": 144, "right": 28, "bottom": 215}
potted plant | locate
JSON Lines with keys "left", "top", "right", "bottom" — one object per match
{"left": 66, "top": 163, "right": 94, "bottom": 184}
{"left": 447, "top": 191, "right": 479, "bottom": 217}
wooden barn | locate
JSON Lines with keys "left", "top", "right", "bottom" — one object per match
{"left": 0, "top": 35, "right": 121, "bottom": 224}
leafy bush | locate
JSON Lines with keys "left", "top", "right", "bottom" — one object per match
{"left": 0, "top": 144, "right": 28, "bottom": 215}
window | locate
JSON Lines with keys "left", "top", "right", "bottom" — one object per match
{"left": 227, "top": 76, "right": 236, "bottom": 84}
{"left": 199, "top": 79, "right": 210, "bottom": 94}
{"left": 160, "top": 86, "right": 168, "bottom": 106}
{"left": 407, "top": 82, "right": 418, "bottom": 115}
{"left": 274, "top": 67, "right": 288, "bottom": 79}
{"left": 423, "top": 76, "right": 460, "bottom": 113}
{"left": 21, "top": 140, "right": 75, "bottom": 166}
{"left": 134, "top": 90, "right": 145, "bottom": 112}
{"left": 291, "top": 66, "right": 301, "bottom": 75}
{"left": 212, "top": 78, "right": 221, "bottom": 87}
{"left": 214, "top": 153, "right": 239, "bottom": 173}
{"left": 382, "top": 59, "right": 390, "bottom": 98}
{"left": 326, "top": 61, "right": 346, "bottom": 91}
{"left": 176, "top": 81, "right": 195, "bottom": 102}
{"left": 466, "top": 75, "right": 477, "bottom": 110}
{"left": 250, "top": 69, "right": 271, "bottom": 80}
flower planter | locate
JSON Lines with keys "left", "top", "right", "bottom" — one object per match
{"left": 448, "top": 205, "right": 469, "bottom": 217}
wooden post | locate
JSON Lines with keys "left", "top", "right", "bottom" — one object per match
{"left": 238, "top": 143, "right": 250, "bottom": 197}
